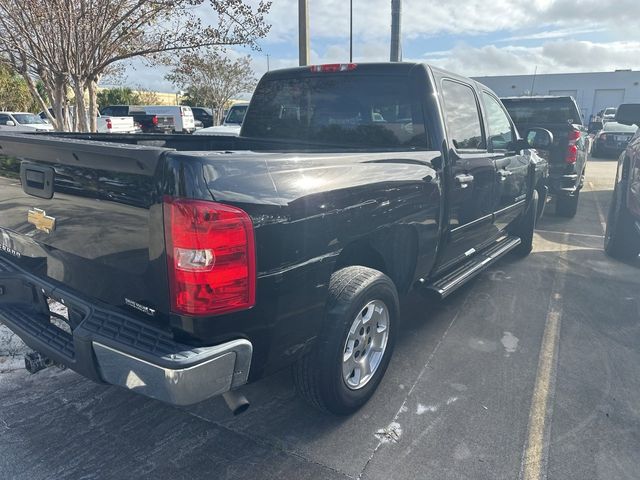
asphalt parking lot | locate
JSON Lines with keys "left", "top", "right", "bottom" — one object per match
{"left": 0, "top": 158, "right": 638, "bottom": 480}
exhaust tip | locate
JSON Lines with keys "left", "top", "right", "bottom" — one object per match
{"left": 222, "top": 390, "right": 250, "bottom": 416}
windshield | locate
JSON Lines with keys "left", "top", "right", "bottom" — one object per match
{"left": 603, "top": 121, "right": 638, "bottom": 132}
{"left": 225, "top": 105, "right": 248, "bottom": 125}
{"left": 12, "top": 114, "right": 46, "bottom": 125}
{"left": 501, "top": 97, "right": 583, "bottom": 125}
{"left": 241, "top": 75, "right": 427, "bottom": 149}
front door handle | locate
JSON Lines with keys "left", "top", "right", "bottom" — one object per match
{"left": 455, "top": 174, "right": 474, "bottom": 188}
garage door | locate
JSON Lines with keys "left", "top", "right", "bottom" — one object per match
{"left": 592, "top": 89, "right": 625, "bottom": 119}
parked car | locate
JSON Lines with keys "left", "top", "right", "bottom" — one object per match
{"left": 602, "top": 107, "right": 618, "bottom": 124}
{"left": 190, "top": 107, "right": 214, "bottom": 128}
{"left": 0, "top": 112, "right": 54, "bottom": 132}
{"left": 592, "top": 121, "right": 638, "bottom": 158}
{"left": 100, "top": 105, "right": 174, "bottom": 133}
{"left": 0, "top": 63, "right": 550, "bottom": 415}
{"left": 501, "top": 95, "right": 589, "bottom": 217}
{"left": 605, "top": 103, "right": 640, "bottom": 260}
{"left": 142, "top": 105, "right": 196, "bottom": 134}
{"left": 194, "top": 102, "right": 248, "bottom": 136}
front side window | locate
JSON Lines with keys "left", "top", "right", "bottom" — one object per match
{"left": 482, "top": 93, "right": 514, "bottom": 151}
{"left": 242, "top": 75, "right": 426, "bottom": 149}
{"left": 0, "top": 114, "right": 11, "bottom": 125}
{"left": 12, "top": 114, "right": 46, "bottom": 125}
{"left": 441, "top": 80, "right": 485, "bottom": 150}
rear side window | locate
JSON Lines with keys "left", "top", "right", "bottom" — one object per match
{"left": 242, "top": 75, "right": 427, "bottom": 149}
{"left": 441, "top": 80, "right": 485, "bottom": 150}
{"left": 482, "top": 92, "right": 514, "bottom": 151}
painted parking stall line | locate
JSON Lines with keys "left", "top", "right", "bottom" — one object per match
{"left": 519, "top": 234, "right": 568, "bottom": 480}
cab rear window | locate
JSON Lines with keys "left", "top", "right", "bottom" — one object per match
{"left": 242, "top": 75, "right": 427, "bottom": 149}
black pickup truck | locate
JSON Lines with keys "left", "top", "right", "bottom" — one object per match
{"left": 605, "top": 103, "right": 640, "bottom": 260}
{"left": 100, "top": 105, "right": 175, "bottom": 134}
{"left": 0, "top": 63, "right": 550, "bottom": 415}
{"left": 501, "top": 96, "right": 589, "bottom": 217}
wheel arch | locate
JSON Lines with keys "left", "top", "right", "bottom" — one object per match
{"left": 333, "top": 226, "right": 419, "bottom": 294}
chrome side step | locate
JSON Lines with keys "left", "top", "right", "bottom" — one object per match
{"left": 424, "top": 236, "right": 521, "bottom": 299}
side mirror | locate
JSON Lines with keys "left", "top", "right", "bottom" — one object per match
{"left": 526, "top": 128, "right": 554, "bottom": 150}
{"left": 5, "top": 120, "right": 15, "bottom": 127}
{"left": 615, "top": 104, "right": 640, "bottom": 127}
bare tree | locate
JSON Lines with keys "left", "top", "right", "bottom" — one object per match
{"left": 167, "top": 49, "right": 257, "bottom": 124}
{"left": 0, "top": 0, "right": 270, "bottom": 131}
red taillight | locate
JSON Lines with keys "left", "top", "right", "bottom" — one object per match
{"left": 163, "top": 197, "right": 256, "bottom": 316}
{"left": 310, "top": 63, "right": 357, "bottom": 73}
{"left": 105, "top": 118, "right": 113, "bottom": 130}
{"left": 568, "top": 130, "right": 581, "bottom": 142}
{"left": 566, "top": 129, "right": 580, "bottom": 164}
{"left": 152, "top": 115, "right": 158, "bottom": 126}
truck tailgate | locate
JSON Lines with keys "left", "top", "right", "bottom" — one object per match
{"left": 0, "top": 133, "right": 171, "bottom": 320}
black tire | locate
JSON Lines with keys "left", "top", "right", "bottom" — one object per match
{"left": 293, "top": 266, "right": 399, "bottom": 415}
{"left": 556, "top": 191, "right": 579, "bottom": 218}
{"left": 513, "top": 190, "right": 538, "bottom": 257}
{"left": 605, "top": 179, "right": 640, "bottom": 260}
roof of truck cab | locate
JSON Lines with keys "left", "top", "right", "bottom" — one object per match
{"left": 261, "top": 62, "right": 491, "bottom": 88}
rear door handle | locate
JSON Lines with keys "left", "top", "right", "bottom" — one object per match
{"left": 455, "top": 174, "right": 474, "bottom": 188}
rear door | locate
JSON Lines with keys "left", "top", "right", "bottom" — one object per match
{"left": 480, "top": 91, "right": 529, "bottom": 231}
{"left": 435, "top": 78, "right": 497, "bottom": 270}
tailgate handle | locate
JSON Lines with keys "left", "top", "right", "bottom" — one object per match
{"left": 20, "top": 162, "right": 54, "bottom": 199}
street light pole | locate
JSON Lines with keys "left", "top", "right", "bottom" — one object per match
{"left": 350, "top": 0, "right": 353, "bottom": 62}
{"left": 298, "top": 0, "right": 310, "bottom": 66}
{"left": 390, "top": 0, "right": 402, "bottom": 62}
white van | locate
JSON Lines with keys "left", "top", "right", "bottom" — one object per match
{"left": 140, "top": 106, "right": 195, "bottom": 133}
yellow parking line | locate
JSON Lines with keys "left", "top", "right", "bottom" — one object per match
{"left": 520, "top": 237, "right": 568, "bottom": 480}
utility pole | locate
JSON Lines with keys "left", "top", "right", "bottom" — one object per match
{"left": 299, "top": 0, "right": 310, "bottom": 66}
{"left": 350, "top": 0, "right": 353, "bottom": 62}
{"left": 390, "top": 0, "right": 402, "bottom": 62}
{"left": 266, "top": 54, "right": 271, "bottom": 72}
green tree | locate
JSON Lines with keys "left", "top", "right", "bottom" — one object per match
{"left": 167, "top": 50, "right": 257, "bottom": 124}
{"left": 0, "top": 63, "right": 38, "bottom": 111}
{"left": 97, "top": 88, "right": 137, "bottom": 111}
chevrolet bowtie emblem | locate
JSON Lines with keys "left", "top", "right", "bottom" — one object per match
{"left": 27, "top": 208, "right": 56, "bottom": 234}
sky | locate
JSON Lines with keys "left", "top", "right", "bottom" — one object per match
{"left": 121, "top": 0, "right": 640, "bottom": 93}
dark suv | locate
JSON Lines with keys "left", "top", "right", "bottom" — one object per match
{"left": 605, "top": 103, "right": 640, "bottom": 260}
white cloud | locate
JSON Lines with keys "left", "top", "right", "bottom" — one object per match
{"left": 420, "top": 40, "right": 640, "bottom": 77}
{"left": 115, "top": 0, "right": 640, "bottom": 90}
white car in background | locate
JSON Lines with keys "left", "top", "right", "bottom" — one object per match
{"left": 194, "top": 102, "right": 249, "bottom": 136}
{"left": 142, "top": 105, "right": 196, "bottom": 133}
{"left": 0, "top": 112, "right": 54, "bottom": 132}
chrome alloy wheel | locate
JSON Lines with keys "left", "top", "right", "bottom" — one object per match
{"left": 342, "top": 299, "right": 390, "bottom": 390}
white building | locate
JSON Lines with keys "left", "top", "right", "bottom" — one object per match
{"left": 474, "top": 70, "right": 640, "bottom": 124}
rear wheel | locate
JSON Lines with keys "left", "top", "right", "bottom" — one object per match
{"left": 605, "top": 179, "right": 640, "bottom": 260}
{"left": 293, "top": 266, "right": 399, "bottom": 415}
{"left": 556, "top": 191, "right": 579, "bottom": 218}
